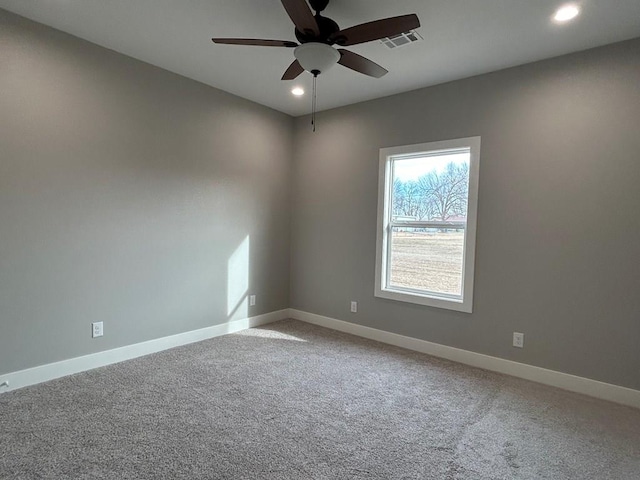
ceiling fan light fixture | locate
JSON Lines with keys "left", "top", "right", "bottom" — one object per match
{"left": 294, "top": 42, "right": 340, "bottom": 75}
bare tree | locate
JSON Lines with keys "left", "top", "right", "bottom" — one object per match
{"left": 393, "top": 179, "right": 430, "bottom": 219}
{"left": 418, "top": 162, "right": 469, "bottom": 221}
{"left": 393, "top": 162, "right": 469, "bottom": 222}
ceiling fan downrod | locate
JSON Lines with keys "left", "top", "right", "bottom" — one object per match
{"left": 309, "top": 0, "right": 329, "bottom": 14}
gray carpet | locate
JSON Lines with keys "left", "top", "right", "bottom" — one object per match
{"left": 1, "top": 319, "right": 639, "bottom": 479}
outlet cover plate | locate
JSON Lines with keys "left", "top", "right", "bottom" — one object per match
{"left": 513, "top": 332, "right": 524, "bottom": 348}
{"left": 92, "top": 322, "right": 104, "bottom": 338}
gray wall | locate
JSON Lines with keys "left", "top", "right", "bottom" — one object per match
{"left": 3, "top": 7, "right": 639, "bottom": 392}
{"left": 290, "top": 38, "right": 640, "bottom": 390}
{"left": 0, "top": 10, "right": 293, "bottom": 374}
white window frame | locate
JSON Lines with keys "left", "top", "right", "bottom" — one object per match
{"left": 374, "top": 137, "right": 481, "bottom": 313}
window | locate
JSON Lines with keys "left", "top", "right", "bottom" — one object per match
{"left": 375, "top": 137, "right": 480, "bottom": 313}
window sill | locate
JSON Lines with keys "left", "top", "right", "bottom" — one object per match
{"left": 374, "top": 287, "right": 472, "bottom": 313}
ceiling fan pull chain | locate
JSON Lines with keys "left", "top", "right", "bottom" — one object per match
{"left": 311, "top": 72, "right": 318, "bottom": 132}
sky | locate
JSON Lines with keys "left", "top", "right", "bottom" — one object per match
{"left": 393, "top": 152, "right": 469, "bottom": 182}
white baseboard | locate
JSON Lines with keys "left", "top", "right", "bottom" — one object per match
{"left": 5, "top": 308, "right": 638, "bottom": 409}
{"left": 289, "top": 309, "right": 640, "bottom": 409}
{"left": 0, "top": 309, "right": 288, "bottom": 394}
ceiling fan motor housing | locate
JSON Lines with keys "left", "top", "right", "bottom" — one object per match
{"left": 295, "top": 14, "right": 340, "bottom": 44}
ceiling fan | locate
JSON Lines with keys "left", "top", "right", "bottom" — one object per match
{"left": 212, "top": 0, "right": 421, "bottom": 80}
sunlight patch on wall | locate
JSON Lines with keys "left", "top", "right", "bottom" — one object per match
{"left": 227, "top": 235, "right": 250, "bottom": 320}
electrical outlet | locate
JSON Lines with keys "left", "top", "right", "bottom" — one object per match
{"left": 92, "top": 322, "right": 104, "bottom": 338}
{"left": 513, "top": 332, "right": 524, "bottom": 348}
{"left": 249, "top": 295, "right": 256, "bottom": 307}
{"left": 350, "top": 301, "right": 358, "bottom": 313}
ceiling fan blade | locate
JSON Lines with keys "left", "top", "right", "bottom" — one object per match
{"left": 338, "top": 49, "right": 388, "bottom": 78}
{"left": 281, "top": 0, "right": 320, "bottom": 37}
{"left": 212, "top": 38, "right": 298, "bottom": 48}
{"left": 282, "top": 60, "right": 305, "bottom": 80}
{"left": 330, "top": 14, "right": 420, "bottom": 46}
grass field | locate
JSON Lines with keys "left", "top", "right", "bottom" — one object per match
{"left": 389, "top": 230, "right": 464, "bottom": 296}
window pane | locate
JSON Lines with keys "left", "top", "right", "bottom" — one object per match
{"left": 392, "top": 152, "right": 470, "bottom": 222}
{"left": 389, "top": 228, "right": 464, "bottom": 296}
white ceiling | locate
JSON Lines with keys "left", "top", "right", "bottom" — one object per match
{"left": 2, "top": 0, "right": 640, "bottom": 117}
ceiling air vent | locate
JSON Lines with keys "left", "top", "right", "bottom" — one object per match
{"left": 380, "top": 30, "right": 422, "bottom": 49}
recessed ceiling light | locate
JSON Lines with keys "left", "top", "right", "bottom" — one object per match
{"left": 291, "top": 87, "right": 305, "bottom": 96}
{"left": 553, "top": 4, "right": 580, "bottom": 23}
